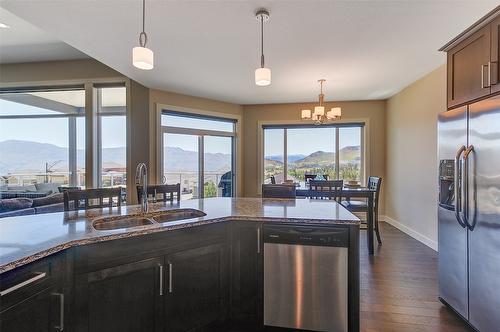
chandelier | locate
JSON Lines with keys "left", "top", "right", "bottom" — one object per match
{"left": 301, "top": 79, "right": 341, "bottom": 125}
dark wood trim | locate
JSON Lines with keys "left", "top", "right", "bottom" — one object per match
{"left": 439, "top": 5, "right": 500, "bottom": 51}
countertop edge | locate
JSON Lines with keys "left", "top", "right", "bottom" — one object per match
{"left": 0, "top": 215, "right": 359, "bottom": 274}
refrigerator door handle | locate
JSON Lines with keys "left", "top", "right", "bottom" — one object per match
{"left": 454, "top": 145, "right": 467, "bottom": 228}
{"left": 463, "top": 145, "right": 476, "bottom": 231}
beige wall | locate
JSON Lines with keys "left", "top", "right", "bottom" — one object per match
{"left": 242, "top": 100, "right": 387, "bottom": 212}
{"left": 385, "top": 64, "right": 446, "bottom": 250}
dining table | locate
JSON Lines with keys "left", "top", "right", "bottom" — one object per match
{"left": 295, "top": 185, "right": 377, "bottom": 255}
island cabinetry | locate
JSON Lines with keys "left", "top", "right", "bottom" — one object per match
{"left": 71, "top": 222, "right": 229, "bottom": 332}
{"left": 73, "top": 257, "right": 164, "bottom": 332}
{"left": 230, "top": 221, "right": 263, "bottom": 329}
{"left": 0, "top": 253, "right": 66, "bottom": 332}
{"left": 164, "top": 243, "right": 229, "bottom": 332}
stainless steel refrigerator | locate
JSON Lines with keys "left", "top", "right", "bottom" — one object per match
{"left": 438, "top": 94, "right": 500, "bottom": 332}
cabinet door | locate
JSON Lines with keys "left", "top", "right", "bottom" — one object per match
{"left": 165, "top": 243, "right": 228, "bottom": 332}
{"left": 73, "top": 257, "right": 164, "bottom": 332}
{"left": 230, "top": 222, "right": 263, "bottom": 327}
{"left": 491, "top": 16, "right": 500, "bottom": 93}
{"left": 447, "top": 25, "right": 491, "bottom": 108}
{"left": 0, "top": 286, "right": 63, "bottom": 332}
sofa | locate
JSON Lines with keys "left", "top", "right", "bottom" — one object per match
{"left": 0, "top": 193, "right": 65, "bottom": 218}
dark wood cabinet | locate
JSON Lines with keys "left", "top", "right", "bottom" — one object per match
{"left": 447, "top": 25, "right": 491, "bottom": 107}
{"left": 0, "top": 286, "right": 63, "bottom": 332}
{"left": 230, "top": 222, "right": 263, "bottom": 328}
{"left": 491, "top": 16, "right": 500, "bottom": 93}
{"left": 164, "top": 243, "right": 228, "bottom": 332}
{"left": 73, "top": 257, "right": 164, "bottom": 332}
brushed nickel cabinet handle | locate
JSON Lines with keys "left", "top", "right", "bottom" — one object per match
{"left": 52, "top": 292, "right": 64, "bottom": 331}
{"left": 481, "top": 64, "right": 488, "bottom": 89}
{"left": 159, "top": 264, "right": 163, "bottom": 296}
{"left": 488, "top": 61, "right": 492, "bottom": 87}
{"left": 0, "top": 272, "right": 46, "bottom": 296}
{"left": 168, "top": 262, "right": 173, "bottom": 293}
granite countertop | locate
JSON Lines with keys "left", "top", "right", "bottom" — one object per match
{"left": 0, "top": 197, "right": 359, "bottom": 274}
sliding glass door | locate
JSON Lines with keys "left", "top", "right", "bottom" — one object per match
{"left": 204, "top": 136, "right": 233, "bottom": 198}
{"left": 161, "top": 111, "right": 236, "bottom": 200}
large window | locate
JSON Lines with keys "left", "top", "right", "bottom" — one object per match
{"left": 263, "top": 124, "right": 364, "bottom": 186}
{"left": 96, "top": 86, "right": 127, "bottom": 188}
{"left": 0, "top": 88, "right": 86, "bottom": 188}
{"left": 0, "top": 84, "right": 127, "bottom": 193}
{"left": 161, "top": 111, "right": 236, "bottom": 200}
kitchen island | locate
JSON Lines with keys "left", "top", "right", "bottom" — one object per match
{"left": 0, "top": 197, "right": 360, "bottom": 332}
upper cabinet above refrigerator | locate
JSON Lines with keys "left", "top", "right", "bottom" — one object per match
{"left": 490, "top": 16, "right": 500, "bottom": 94}
{"left": 441, "top": 6, "right": 500, "bottom": 108}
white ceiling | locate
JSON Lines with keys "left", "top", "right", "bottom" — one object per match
{"left": 0, "top": 7, "right": 88, "bottom": 63}
{"left": 0, "top": 0, "right": 497, "bottom": 104}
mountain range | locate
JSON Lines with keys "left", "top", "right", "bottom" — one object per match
{"left": 265, "top": 146, "right": 360, "bottom": 166}
{"left": 0, "top": 140, "right": 360, "bottom": 175}
{"left": 0, "top": 140, "right": 231, "bottom": 174}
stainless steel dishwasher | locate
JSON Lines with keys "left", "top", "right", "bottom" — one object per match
{"left": 263, "top": 225, "right": 349, "bottom": 332}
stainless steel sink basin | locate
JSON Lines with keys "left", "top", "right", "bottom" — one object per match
{"left": 92, "top": 208, "right": 206, "bottom": 231}
{"left": 151, "top": 209, "right": 206, "bottom": 223}
{"left": 93, "top": 216, "right": 154, "bottom": 231}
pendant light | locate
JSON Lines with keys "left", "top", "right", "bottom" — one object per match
{"left": 133, "top": 0, "right": 154, "bottom": 70}
{"left": 255, "top": 9, "right": 271, "bottom": 86}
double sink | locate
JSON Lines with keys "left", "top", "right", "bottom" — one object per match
{"left": 92, "top": 208, "right": 207, "bottom": 231}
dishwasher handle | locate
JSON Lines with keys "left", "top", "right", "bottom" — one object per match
{"left": 263, "top": 225, "right": 349, "bottom": 247}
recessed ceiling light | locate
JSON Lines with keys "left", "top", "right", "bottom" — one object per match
{"left": 0, "top": 22, "right": 10, "bottom": 29}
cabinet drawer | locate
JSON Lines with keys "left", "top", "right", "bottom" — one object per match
{"left": 74, "top": 222, "right": 228, "bottom": 273}
{"left": 0, "top": 253, "right": 63, "bottom": 311}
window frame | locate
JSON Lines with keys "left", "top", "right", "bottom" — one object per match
{"left": 156, "top": 105, "right": 242, "bottom": 198}
{"left": 258, "top": 120, "right": 368, "bottom": 195}
{"left": 0, "top": 80, "right": 129, "bottom": 190}
{"left": 0, "top": 86, "right": 86, "bottom": 187}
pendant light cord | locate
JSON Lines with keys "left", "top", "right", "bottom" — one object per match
{"left": 260, "top": 14, "right": 265, "bottom": 68}
{"left": 139, "top": 0, "right": 148, "bottom": 47}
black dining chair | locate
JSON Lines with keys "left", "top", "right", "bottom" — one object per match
{"left": 308, "top": 180, "right": 343, "bottom": 202}
{"left": 63, "top": 187, "right": 123, "bottom": 211}
{"left": 137, "top": 184, "right": 181, "bottom": 203}
{"left": 262, "top": 184, "right": 296, "bottom": 199}
{"left": 304, "top": 174, "right": 317, "bottom": 186}
{"left": 341, "top": 176, "right": 382, "bottom": 244}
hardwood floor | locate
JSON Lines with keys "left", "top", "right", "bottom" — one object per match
{"left": 360, "top": 221, "right": 472, "bottom": 332}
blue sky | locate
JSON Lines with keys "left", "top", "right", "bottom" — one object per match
{"left": 0, "top": 99, "right": 125, "bottom": 149}
{"left": 265, "top": 127, "right": 360, "bottom": 156}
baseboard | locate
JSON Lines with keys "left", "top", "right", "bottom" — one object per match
{"left": 381, "top": 215, "right": 438, "bottom": 251}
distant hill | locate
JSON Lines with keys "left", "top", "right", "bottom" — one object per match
{"left": 0, "top": 140, "right": 232, "bottom": 174}
{"left": 0, "top": 140, "right": 359, "bottom": 175}
{"left": 291, "top": 146, "right": 360, "bottom": 166}
{"left": 266, "top": 154, "right": 305, "bottom": 163}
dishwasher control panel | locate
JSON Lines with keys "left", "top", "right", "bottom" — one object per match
{"left": 263, "top": 225, "right": 349, "bottom": 247}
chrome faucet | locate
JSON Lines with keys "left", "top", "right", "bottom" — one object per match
{"left": 135, "top": 163, "right": 148, "bottom": 213}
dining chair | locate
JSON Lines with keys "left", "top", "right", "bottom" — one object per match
{"left": 63, "top": 187, "right": 123, "bottom": 211}
{"left": 308, "top": 180, "right": 343, "bottom": 202}
{"left": 137, "top": 183, "right": 181, "bottom": 203}
{"left": 262, "top": 184, "right": 296, "bottom": 199}
{"left": 304, "top": 174, "right": 317, "bottom": 186}
{"left": 341, "top": 176, "right": 382, "bottom": 244}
